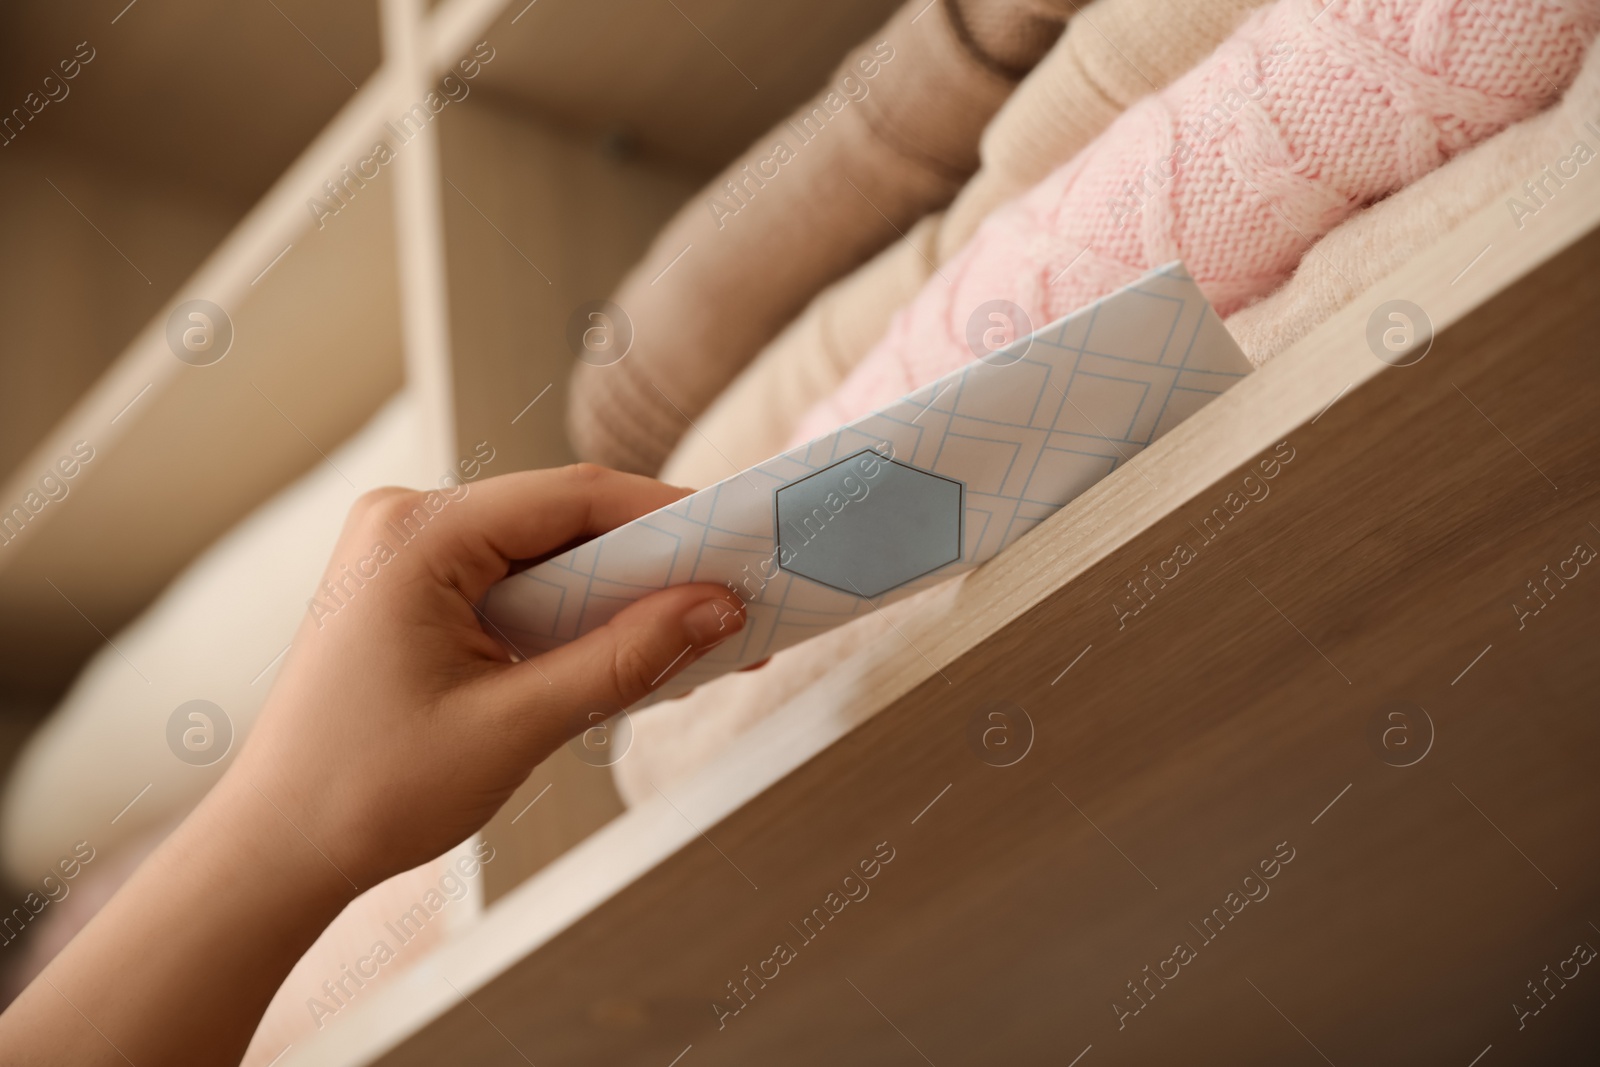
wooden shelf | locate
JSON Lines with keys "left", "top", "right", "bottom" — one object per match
{"left": 0, "top": 0, "right": 381, "bottom": 481}
{"left": 0, "top": 0, "right": 381, "bottom": 207}
{"left": 280, "top": 118, "right": 1600, "bottom": 1065}
{"left": 13, "top": 3, "right": 1595, "bottom": 1062}
{"left": 438, "top": 94, "right": 699, "bottom": 474}
{"left": 0, "top": 71, "right": 408, "bottom": 701}
{"left": 468, "top": 0, "right": 900, "bottom": 175}
{"left": 0, "top": 0, "right": 913, "bottom": 916}
{"left": 0, "top": 0, "right": 899, "bottom": 700}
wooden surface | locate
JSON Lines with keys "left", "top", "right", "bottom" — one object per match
{"left": 286, "top": 140, "right": 1600, "bottom": 1065}
{"left": 0, "top": 0, "right": 890, "bottom": 705}
{"left": 0, "top": 0, "right": 380, "bottom": 483}
{"left": 477, "top": 749, "right": 627, "bottom": 907}
{"left": 0, "top": 0, "right": 379, "bottom": 206}
{"left": 0, "top": 152, "right": 236, "bottom": 481}
{"left": 471, "top": 0, "right": 903, "bottom": 175}
{"left": 439, "top": 95, "right": 698, "bottom": 475}
{"left": 0, "top": 122, "right": 405, "bottom": 700}
{"left": 384, "top": 0, "right": 460, "bottom": 477}
{"left": 437, "top": 95, "right": 699, "bottom": 900}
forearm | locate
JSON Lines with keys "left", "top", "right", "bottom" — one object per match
{"left": 0, "top": 768, "right": 357, "bottom": 1065}
{"left": 0, "top": 467, "right": 742, "bottom": 1062}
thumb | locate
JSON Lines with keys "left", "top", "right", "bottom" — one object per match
{"left": 481, "top": 583, "right": 745, "bottom": 748}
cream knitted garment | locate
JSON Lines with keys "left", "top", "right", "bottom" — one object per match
{"left": 662, "top": 0, "right": 1267, "bottom": 489}
{"left": 793, "top": 0, "right": 1600, "bottom": 443}
{"left": 616, "top": 36, "right": 1600, "bottom": 807}
{"left": 568, "top": 0, "right": 1074, "bottom": 476}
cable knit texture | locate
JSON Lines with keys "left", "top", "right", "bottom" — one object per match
{"left": 1226, "top": 39, "right": 1600, "bottom": 363}
{"left": 623, "top": 36, "right": 1600, "bottom": 808}
{"left": 793, "top": 0, "right": 1600, "bottom": 444}
{"left": 661, "top": 0, "right": 1265, "bottom": 490}
{"left": 940, "top": 0, "right": 1267, "bottom": 259}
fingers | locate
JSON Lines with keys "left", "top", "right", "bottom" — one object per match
{"left": 478, "top": 583, "right": 746, "bottom": 752}
{"left": 369, "top": 465, "right": 689, "bottom": 599}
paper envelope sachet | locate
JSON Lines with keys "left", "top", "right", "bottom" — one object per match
{"left": 483, "top": 263, "right": 1253, "bottom": 704}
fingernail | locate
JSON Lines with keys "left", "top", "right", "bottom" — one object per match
{"left": 683, "top": 596, "right": 744, "bottom": 647}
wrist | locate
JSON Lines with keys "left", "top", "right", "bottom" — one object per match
{"left": 175, "top": 762, "right": 363, "bottom": 931}
{"left": 3, "top": 756, "right": 369, "bottom": 1065}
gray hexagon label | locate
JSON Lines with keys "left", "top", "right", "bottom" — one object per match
{"left": 775, "top": 450, "right": 963, "bottom": 598}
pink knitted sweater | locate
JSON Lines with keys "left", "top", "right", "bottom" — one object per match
{"left": 794, "top": 0, "right": 1599, "bottom": 442}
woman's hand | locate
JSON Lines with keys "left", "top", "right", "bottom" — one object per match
{"left": 0, "top": 464, "right": 744, "bottom": 1065}
{"left": 239, "top": 463, "right": 744, "bottom": 890}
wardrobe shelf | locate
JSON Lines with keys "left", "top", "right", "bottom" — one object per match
{"left": 0, "top": 0, "right": 385, "bottom": 702}
{"left": 284, "top": 134, "right": 1600, "bottom": 1066}
{"left": 0, "top": 0, "right": 914, "bottom": 909}
{"left": 458, "top": 0, "right": 901, "bottom": 175}
{"left": 0, "top": 0, "right": 894, "bottom": 703}
{"left": 0, "top": 70, "right": 408, "bottom": 702}
{"left": 11, "top": 2, "right": 1595, "bottom": 1061}
{"left": 0, "top": 0, "right": 381, "bottom": 485}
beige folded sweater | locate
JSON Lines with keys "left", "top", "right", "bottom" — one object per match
{"left": 661, "top": 0, "right": 1266, "bottom": 489}
{"left": 615, "top": 46, "right": 1600, "bottom": 805}
{"left": 568, "top": 0, "right": 1078, "bottom": 476}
